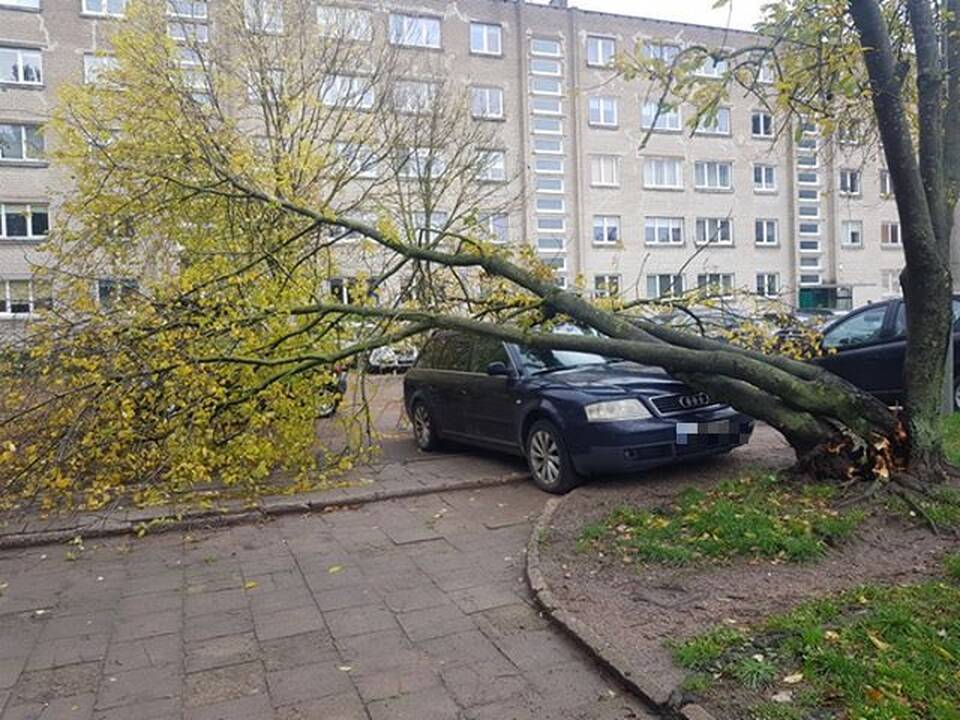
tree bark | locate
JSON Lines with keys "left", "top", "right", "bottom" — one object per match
{"left": 849, "top": 0, "right": 953, "bottom": 473}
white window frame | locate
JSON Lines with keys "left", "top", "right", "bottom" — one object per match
{"left": 0, "top": 46, "right": 42, "bottom": 86}
{"left": 592, "top": 215, "right": 620, "bottom": 246}
{"left": 535, "top": 175, "right": 564, "bottom": 193}
{"left": 751, "top": 110, "right": 774, "bottom": 138}
{"left": 696, "top": 217, "right": 733, "bottom": 246}
{"left": 881, "top": 222, "right": 901, "bottom": 247}
{"left": 400, "top": 147, "right": 444, "bottom": 179}
{"left": 0, "top": 202, "right": 49, "bottom": 239}
{"left": 167, "top": 0, "right": 207, "bottom": 19}
{"left": 82, "top": 0, "right": 126, "bottom": 17}
{"left": 532, "top": 97, "right": 562, "bottom": 115}
{"left": 317, "top": 6, "right": 373, "bottom": 41}
{"left": 880, "top": 169, "right": 892, "bottom": 197}
{"left": 593, "top": 274, "right": 621, "bottom": 299}
{"left": 477, "top": 150, "right": 506, "bottom": 182}
{"left": 641, "top": 101, "right": 681, "bottom": 131}
{"left": 533, "top": 137, "right": 563, "bottom": 154}
{"left": 530, "top": 77, "right": 562, "bottom": 96}
{"left": 388, "top": 13, "right": 441, "bottom": 49}
{"left": 471, "top": 86, "right": 504, "bottom": 120}
{"left": 470, "top": 22, "right": 502, "bottom": 56}
{"left": 536, "top": 196, "right": 565, "bottom": 213}
{"left": 529, "top": 58, "right": 562, "bottom": 76}
{"left": 536, "top": 216, "right": 565, "bottom": 233}
{"left": 0, "top": 123, "right": 44, "bottom": 162}
{"left": 644, "top": 217, "right": 683, "bottom": 246}
{"left": 756, "top": 272, "right": 779, "bottom": 298}
{"left": 753, "top": 164, "right": 777, "bottom": 192}
{"left": 586, "top": 35, "right": 616, "bottom": 67}
{"left": 1, "top": 0, "right": 41, "bottom": 8}
{"left": 320, "top": 74, "right": 374, "bottom": 109}
{"left": 696, "top": 55, "right": 728, "bottom": 78}
{"left": 530, "top": 38, "right": 561, "bottom": 57}
{"left": 393, "top": 80, "right": 437, "bottom": 114}
{"left": 695, "top": 107, "right": 731, "bottom": 135}
{"left": 0, "top": 278, "right": 50, "bottom": 317}
{"left": 694, "top": 161, "right": 732, "bottom": 191}
{"left": 643, "top": 157, "right": 683, "bottom": 189}
{"left": 697, "top": 273, "right": 735, "bottom": 297}
{"left": 244, "top": 0, "right": 283, "bottom": 34}
{"left": 587, "top": 96, "right": 618, "bottom": 128}
{"left": 534, "top": 157, "right": 564, "bottom": 174}
{"left": 839, "top": 168, "right": 862, "bottom": 196}
{"left": 841, "top": 220, "right": 864, "bottom": 248}
{"left": 642, "top": 41, "right": 679, "bottom": 63}
{"left": 482, "top": 213, "right": 509, "bottom": 244}
{"left": 647, "top": 273, "right": 684, "bottom": 299}
{"left": 754, "top": 218, "right": 778, "bottom": 246}
{"left": 590, "top": 155, "right": 620, "bottom": 188}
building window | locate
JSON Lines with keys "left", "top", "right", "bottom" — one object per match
{"left": 594, "top": 274, "right": 621, "bottom": 298}
{"left": 797, "top": 171, "right": 819, "bottom": 185}
{"left": 643, "top": 157, "right": 682, "bottom": 189}
{"left": 477, "top": 150, "right": 506, "bottom": 182}
{"left": 696, "top": 55, "right": 728, "bottom": 77}
{"left": 696, "top": 107, "right": 731, "bottom": 135}
{"left": 799, "top": 256, "right": 821, "bottom": 271}
{"left": 247, "top": 67, "right": 283, "bottom": 102}
{"left": 756, "top": 273, "right": 779, "bottom": 297}
{"left": 530, "top": 38, "right": 561, "bottom": 56}
{"left": 244, "top": 0, "right": 283, "bottom": 34}
{"left": 0, "top": 203, "right": 49, "bottom": 239}
{"left": 0, "top": 124, "right": 44, "bottom": 162}
{"left": 388, "top": 13, "right": 441, "bottom": 48}
{"left": 2, "top": 0, "right": 40, "bottom": 8}
{"left": 799, "top": 273, "right": 822, "bottom": 286}
{"left": 841, "top": 220, "right": 863, "bottom": 247}
{"left": 536, "top": 217, "right": 565, "bottom": 232}
{"left": 400, "top": 147, "right": 444, "bottom": 179}
{"left": 83, "top": 54, "right": 120, "bottom": 86}
{"left": 798, "top": 204, "right": 820, "bottom": 218}
{"left": 647, "top": 274, "right": 684, "bottom": 298}
{"left": 533, "top": 138, "right": 562, "bottom": 154}
{"left": 470, "top": 22, "right": 501, "bottom": 56}
{"left": 694, "top": 161, "right": 732, "bottom": 190}
{"left": 97, "top": 278, "right": 138, "bottom": 308}
{"left": 0, "top": 46, "right": 42, "bottom": 85}
{"left": 320, "top": 74, "right": 374, "bottom": 109}
{"left": 82, "top": 0, "right": 126, "bottom": 17}
{"left": 537, "top": 236, "right": 564, "bottom": 252}
{"left": 535, "top": 157, "right": 563, "bottom": 174}
{"left": 317, "top": 6, "right": 372, "bottom": 41}
{"left": 754, "top": 219, "right": 778, "bottom": 246}
{"left": 753, "top": 164, "right": 776, "bottom": 192}
{"left": 587, "top": 96, "right": 618, "bottom": 127}
{"left": 536, "top": 196, "right": 564, "bottom": 213}
{"left": 880, "top": 169, "right": 892, "bottom": 197}
{"left": 393, "top": 80, "right": 436, "bottom": 114}
{"left": 880, "top": 269, "right": 901, "bottom": 296}
{"left": 530, "top": 77, "right": 562, "bottom": 95}
{"left": 696, "top": 218, "right": 732, "bottom": 245}
{"left": 839, "top": 169, "right": 861, "bottom": 196}
{"left": 530, "top": 58, "right": 562, "bottom": 76}
{"left": 751, "top": 111, "right": 774, "bottom": 138}
{"left": 881, "top": 222, "right": 901, "bottom": 247}
{"left": 535, "top": 176, "right": 564, "bottom": 193}
{"left": 697, "top": 273, "right": 734, "bottom": 296}
{"left": 471, "top": 86, "right": 503, "bottom": 120}
{"left": 168, "top": 20, "right": 209, "bottom": 43}
{"left": 592, "top": 215, "right": 620, "bottom": 245}
{"left": 644, "top": 217, "right": 683, "bottom": 245}
{"left": 0, "top": 278, "right": 51, "bottom": 315}
{"left": 642, "top": 41, "right": 679, "bottom": 63}
{"left": 641, "top": 101, "right": 681, "bottom": 131}
{"left": 586, "top": 35, "right": 616, "bottom": 67}
{"left": 482, "top": 213, "right": 509, "bottom": 244}
{"left": 335, "top": 142, "right": 378, "bottom": 179}
{"left": 590, "top": 155, "right": 620, "bottom": 187}
{"left": 168, "top": 0, "right": 207, "bottom": 19}
{"left": 799, "top": 223, "right": 820, "bottom": 236}
{"left": 532, "top": 97, "right": 562, "bottom": 115}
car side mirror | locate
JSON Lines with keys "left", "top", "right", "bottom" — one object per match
{"left": 486, "top": 361, "right": 510, "bottom": 377}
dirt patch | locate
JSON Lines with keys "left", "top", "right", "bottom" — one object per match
{"left": 536, "top": 425, "right": 958, "bottom": 713}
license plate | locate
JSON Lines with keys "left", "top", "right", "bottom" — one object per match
{"left": 676, "top": 420, "right": 734, "bottom": 441}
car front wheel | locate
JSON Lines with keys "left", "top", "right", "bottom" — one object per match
{"left": 411, "top": 400, "right": 441, "bottom": 451}
{"left": 525, "top": 419, "right": 580, "bottom": 494}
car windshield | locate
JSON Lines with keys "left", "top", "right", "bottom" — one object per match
{"left": 514, "top": 325, "right": 608, "bottom": 374}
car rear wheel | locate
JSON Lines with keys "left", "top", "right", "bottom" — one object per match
{"left": 525, "top": 420, "right": 580, "bottom": 494}
{"left": 954, "top": 379, "right": 960, "bottom": 411}
{"left": 411, "top": 400, "right": 441, "bottom": 451}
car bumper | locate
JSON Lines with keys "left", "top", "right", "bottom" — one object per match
{"left": 566, "top": 408, "right": 754, "bottom": 476}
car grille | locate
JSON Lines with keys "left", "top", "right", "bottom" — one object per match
{"left": 650, "top": 392, "right": 717, "bottom": 416}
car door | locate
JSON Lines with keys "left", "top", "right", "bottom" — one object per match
{"left": 432, "top": 332, "right": 474, "bottom": 437}
{"left": 463, "top": 336, "right": 520, "bottom": 447}
{"left": 818, "top": 302, "right": 899, "bottom": 397}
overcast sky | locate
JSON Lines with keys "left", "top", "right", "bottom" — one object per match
{"left": 568, "top": 0, "right": 767, "bottom": 31}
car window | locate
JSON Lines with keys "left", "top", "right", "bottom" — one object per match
{"left": 513, "top": 325, "right": 607, "bottom": 374}
{"left": 470, "top": 336, "right": 509, "bottom": 373}
{"left": 433, "top": 332, "right": 472, "bottom": 372}
{"left": 417, "top": 333, "right": 449, "bottom": 369}
{"left": 893, "top": 300, "right": 960, "bottom": 337}
{"left": 822, "top": 305, "right": 888, "bottom": 349}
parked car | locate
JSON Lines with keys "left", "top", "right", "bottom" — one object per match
{"left": 367, "top": 343, "right": 419, "bottom": 373}
{"left": 814, "top": 296, "right": 960, "bottom": 408}
{"left": 403, "top": 328, "right": 754, "bottom": 493}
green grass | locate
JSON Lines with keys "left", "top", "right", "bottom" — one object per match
{"left": 942, "top": 413, "right": 960, "bottom": 466}
{"left": 577, "top": 474, "right": 863, "bottom": 566}
{"left": 674, "top": 558, "right": 960, "bottom": 719}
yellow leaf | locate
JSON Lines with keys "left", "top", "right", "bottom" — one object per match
{"left": 866, "top": 631, "right": 890, "bottom": 652}
{"left": 328, "top": 564, "right": 343, "bottom": 574}
{"left": 783, "top": 673, "right": 804, "bottom": 685}
{"left": 243, "top": 580, "right": 258, "bottom": 590}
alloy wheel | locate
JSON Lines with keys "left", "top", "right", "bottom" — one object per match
{"left": 413, "top": 404, "right": 432, "bottom": 448}
{"left": 529, "top": 429, "right": 561, "bottom": 487}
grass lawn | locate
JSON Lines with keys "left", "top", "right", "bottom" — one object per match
{"left": 943, "top": 413, "right": 960, "bottom": 466}
{"left": 674, "top": 555, "right": 960, "bottom": 720}
{"left": 578, "top": 473, "right": 863, "bottom": 566}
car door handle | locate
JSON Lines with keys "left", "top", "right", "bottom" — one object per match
{"left": 458, "top": 388, "right": 468, "bottom": 396}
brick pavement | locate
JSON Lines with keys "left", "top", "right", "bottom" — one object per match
{"left": 0, "top": 483, "right": 658, "bottom": 720}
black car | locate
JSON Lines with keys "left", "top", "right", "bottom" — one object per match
{"left": 403, "top": 329, "right": 754, "bottom": 493}
{"left": 816, "top": 296, "right": 960, "bottom": 407}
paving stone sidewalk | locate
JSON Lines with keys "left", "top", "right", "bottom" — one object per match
{"left": 0, "top": 482, "right": 657, "bottom": 720}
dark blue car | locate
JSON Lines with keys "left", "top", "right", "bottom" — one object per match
{"left": 403, "top": 329, "right": 754, "bottom": 493}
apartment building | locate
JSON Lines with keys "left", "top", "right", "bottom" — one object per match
{"left": 0, "top": 0, "right": 904, "bottom": 327}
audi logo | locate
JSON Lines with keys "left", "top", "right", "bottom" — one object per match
{"left": 678, "top": 392, "right": 711, "bottom": 409}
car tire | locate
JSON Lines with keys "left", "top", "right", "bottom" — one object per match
{"left": 525, "top": 419, "right": 581, "bottom": 494}
{"left": 954, "top": 378, "right": 960, "bottom": 412}
{"left": 411, "top": 400, "right": 442, "bottom": 451}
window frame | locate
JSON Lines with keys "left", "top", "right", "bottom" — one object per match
{"left": 591, "top": 215, "right": 621, "bottom": 246}
{"left": 81, "top": 0, "right": 126, "bottom": 17}
{"left": 587, "top": 95, "right": 618, "bottom": 128}
{"left": 469, "top": 22, "right": 502, "bottom": 56}
{"left": 0, "top": 123, "right": 45, "bottom": 162}
{"left": 754, "top": 218, "right": 778, "bottom": 246}
{"left": 752, "top": 163, "right": 777, "bottom": 193}
{"left": 644, "top": 216, "right": 684, "bottom": 246}
{"left": 694, "top": 160, "right": 733, "bottom": 191}
{"left": 642, "top": 157, "right": 683, "bottom": 189}
{"left": 695, "top": 217, "right": 733, "bottom": 246}
{"left": 0, "top": 202, "right": 49, "bottom": 239}
{"left": 0, "top": 46, "right": 43, "bottom": 86}
{"left": 470, "top": 85, "right": 504, "bottom": 120}
{"left": 388, "top": 13, "right": 441, "bottom": 49}
{"left": 589, "top": 154, "right": 620, "bottom": 188}
{"left": 586, "top": 35, "right": 616, "bottom": 67}
{"left": 751, "top": 110, "right": 774, "bottom": 138}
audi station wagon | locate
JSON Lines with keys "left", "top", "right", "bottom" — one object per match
{"left": 403, "top": 329, "right": 754, "bottom": 493}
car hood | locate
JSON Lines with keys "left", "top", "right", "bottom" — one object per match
{"left": 533, "top": 362, "right": 690, "bottom": 397}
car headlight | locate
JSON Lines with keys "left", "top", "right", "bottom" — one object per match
{"left": 584, "top": 399, "right": 651, "bottom": 423}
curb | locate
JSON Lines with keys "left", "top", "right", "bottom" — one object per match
{"left": 0, "top": 470, "right": 529, "bottom": 551}
{"left": 524, "top": 494, "right": 719, "bottom": 720}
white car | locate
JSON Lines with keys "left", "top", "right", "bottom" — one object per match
{"left": 368, "top": 344, "right": 419, "bottom": 373}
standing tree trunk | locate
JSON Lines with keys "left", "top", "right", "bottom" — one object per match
{"left": 849, "top": 0, "right": 954, "bottom": 475}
